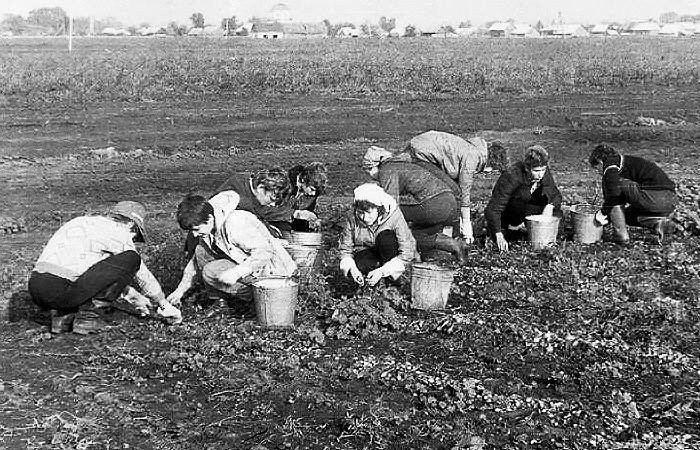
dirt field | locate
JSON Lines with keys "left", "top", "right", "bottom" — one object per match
{"left": 1, "top": 37, "right": 700, "bottom": 449}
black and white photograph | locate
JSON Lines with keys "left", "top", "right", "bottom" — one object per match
{"left": 1, "top": 0, "right": 699, "bottom": 448}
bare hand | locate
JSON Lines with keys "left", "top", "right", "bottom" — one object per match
{"left": 166, "top": 290, "right": 184, "bottom": 308}
{"left": 293, "top": 210, "right": 318, "bottom": 222}
{"left": 366, "top": 268, "right": 384, "bottom": 287}
{"left": 157, "top": 302, "right": 183, "bottom": 325}
{"left": 495, "top": 232, "right": 509, "bottom": 252}
{"left": 349, "top": 266, "right": 365, "bottom": 285}
{"left": 594, "top": 211, "right": 609, "bottom": 226}
{"left": 542, "top": 204, "right": 555, "bottom": 216}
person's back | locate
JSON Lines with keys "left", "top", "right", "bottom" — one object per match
{"left": 377, "top": 160, "right": 452, "bottom": 203}
{"left": 35, "top": 215, "right": 135, "bottom": 280}
{"left": 407, "top": 130, "right": 487, "bottom": 181}
{"left": 616, "top": 155, "right": 675, "bottom": 191}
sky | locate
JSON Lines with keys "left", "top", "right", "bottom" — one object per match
{"left": 1, "top": 0, "right": 699, "bottom": 27}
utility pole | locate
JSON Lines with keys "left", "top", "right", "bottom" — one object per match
{"left": 68, "top": 15, "right": 73, "bottom": 52}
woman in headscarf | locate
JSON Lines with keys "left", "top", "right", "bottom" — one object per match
{"left": 485, "top": 146, "right": 562, "bottom": 252}
{"left": 362, "top": 146, "right": 469, "bottom": 262}
{"left": 338, "top": 183, "right": 418, "bottom": 287}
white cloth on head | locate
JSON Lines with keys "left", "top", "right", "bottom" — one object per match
{"left": 353, "top": 183, "right": 398, "bottom": 215}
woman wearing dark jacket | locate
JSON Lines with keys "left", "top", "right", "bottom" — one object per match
{"left": 589, "top": 144, "right": 677, "bottom": 244}
{"left": 485, "top": 146, "right": 562, "bottom": 252}
{"left": 363, "top": 147, "right": 468, "bottom": 262}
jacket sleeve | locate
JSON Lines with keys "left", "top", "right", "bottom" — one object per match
{"left": 377, "top": 169, "right": 401, "bottom": 203}
{"left": 601, "top": 165, "right": 623, "bottom": 214}
{"left": 540, "top": 168, "right": 562, "bottom": 207}
{"left": 337, "top": 213, "right": 355, "bottom": 259}
{"left": 457, "top": 151, "right": 480, "bottom": 208}
{"left": 222, "top": 215, "right": 275, "bottom": 278}
{"left": 485, "top": 172, "right": 518, "bottom": 233}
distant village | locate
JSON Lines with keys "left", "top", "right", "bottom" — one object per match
{"left": 2, "top": 3, "right": 700, "bottom": 39}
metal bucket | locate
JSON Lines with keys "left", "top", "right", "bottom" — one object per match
{"left": 410, "top": 263, "right": 456, "bottom": 310}
{"left": 288, "top": 231, "right": 324, "bottom": 246}
{"left": 252, "top": 278, "right": 298, "bottom": 328}
{"left": 571, "top": 204, "right": 603, "bottom": 244}
{"left": 525, "top": 215, "right": 560, "bottom": 250}
{"left": 286, "top": 243, "right": 323, "bottom": 278}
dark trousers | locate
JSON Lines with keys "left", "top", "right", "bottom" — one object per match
{"left": 401, "top": 191, "right": 459, "bottom": 250}
{"left": 353, "top": 230, "right": 400, "bottom": 275}
{"left": 501, "top": 187, "right": 561, "bottom": 228}
{"left": 28, "top": 251, "right": 141, "bottom": 312}
{"left": 618, "top": 180, "right": 677, "bottom": 224}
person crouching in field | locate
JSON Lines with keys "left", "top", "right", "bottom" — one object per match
{"left": 167, "top": 192, "right": 297, "bottom": 307}
{"left": 216, "top": 167, "right": 292, "bottom": 237}
{"left": 589, "top": 144, "right": 677, "bottom": 244}
{"left": 286, "top": 162, "right": 328, "bottom": 231}
{"left": 404, "top": 130, "right": 510, "bottom": 243}
{"left": 485, "top": 146, "right": 562, "bottom": 252}
{"left": 28, "top": 201, "right": 182, "bottom": 335}
{"left": 338, "top": 183, "right": 419, "bottom": 287}
{"left": 363, "top": 146, "right": 468, "bottom": 262}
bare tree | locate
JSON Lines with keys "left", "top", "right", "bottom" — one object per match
{"left": 379, "top": 16, "right": 396, "bottom": 32}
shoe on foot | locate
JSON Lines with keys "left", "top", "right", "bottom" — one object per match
{"left": 50, "top": 310, "right": 75, "bottom": 334}
{"left": 72, "top": 310, "right": 109, "bottom": 335}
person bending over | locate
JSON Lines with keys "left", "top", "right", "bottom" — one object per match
{"left": 167, "top": 192, "right": 297, "bottom": 306}
{"left": 404, "top": 130, "right": 510, "bottom": 243}
{"left": 485, "top": 146, "right": 562, "bottom": 252}
{"left": 216, "top": 167, "right": 292, "bottom": 237}
{"left": 286, "top": 162, "right": 328, "bottom": 232}
{"left": 589, "top": 144, "right": 677, "bottom": 244}
{"left": 338, "top": 183, "right": 419, "bottom": 287}
{"left": 363, "top": 147, "right": 468, "bottom": 262}
{"left": 28, "top": 201, "right": 181, "bottom": 334}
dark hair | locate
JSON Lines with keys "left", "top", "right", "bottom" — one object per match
{"left": 176, "top": 193, "right": 214, "bottom": 230}
{"left": 354, "top": 200, "right": 386, "bottom": 217}
{"left": 486, "top": 141, "right": 510, "bottom": 170}
{"left": 589, "top": 144, "right": 620, "bottom": 167}
{"left": 297, "top": 162, "right": 328, "bottom": 195}
{"left": 523, "top": 145, "right": 549, "bottom": 169}
{"left": 251, "top": 167, "right": 290, "bottom": 200}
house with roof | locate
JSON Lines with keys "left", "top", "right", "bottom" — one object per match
{"left": 338, "top": 26, "right": 360, "bottom": 37}
{"left": 627, "top": 21, "right": 661, "bottom": 35}
{"left": 488, "top": 22, "right": 515, "bottom": 37}
{"left": 539, "top": 24, "right": 557, "bottom": 36}
{"left": 552, "top": 24, "right": 589, "bottom": 37}
{"left": 511, "top": 23, "right": 540, "bottom": 37}
{"left": 590, "top": 23, "right": 619, "bottom": 36}
{"left": 251, "top": 21, "right": 327, "bottom": 38}
{"left": 659, "top": 22, "right": 696, "bottom": 36}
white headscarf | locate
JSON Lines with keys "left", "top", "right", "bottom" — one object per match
{"left": 353, "top": 183, "right": 397, "bottom": 215}
{"left": 362, "top": 146, "right": 394, "bottom": 169}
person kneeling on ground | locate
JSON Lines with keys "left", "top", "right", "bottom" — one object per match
{"left": 287, "top": 162, "right": 328, "bottom": 232}
{"left": 167, "top": 192, "right": 297, "bottom": 307}
{"left": 403, "top": 130, "right": 510, "bottom": 243}
{"left": 28, "top": 201, "right": 182, "bottom": 335}
{"left": 363, "top": 147, "right": 468, "bottom": 262}
{"left": 589, "top": 144, "right": 677, "bottom": 244}
{"left": 338, "top": 183, "right": 419, "bottom": 287}
{"left": 485, "top": 145, "right": 562, "bottom": 252}
{"left": 216, "top": 167, "right": 292, "bottom": 237}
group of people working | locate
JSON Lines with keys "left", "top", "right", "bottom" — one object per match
{"left": 27, "top": 131, "right": 678, "bottom": 334}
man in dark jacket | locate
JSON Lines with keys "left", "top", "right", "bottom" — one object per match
{"left": 485, "top": 146, "right": 562, "bottom": 252}
{"left": 589, "top": 144, "right": 677, "bottom": 244}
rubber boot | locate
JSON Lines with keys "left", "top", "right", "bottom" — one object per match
{"left": 637, "top": 215, "right": 674, "bottom": 244}
{"left": 608, "top": 205, "right": 629, "bottom": 244}
{"left": 434, "top": 233, "right": 468, "bottom": 263}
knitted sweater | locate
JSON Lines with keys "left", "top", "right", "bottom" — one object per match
{"left": 601, "top": 154, "right": 675, "bottom": 212}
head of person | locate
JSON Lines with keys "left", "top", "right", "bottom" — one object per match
{"left": 296, "top": 162, "right": 328, "bottom": 197}
{"left": 251, "top": 167, "right": 290, "bottom": 206}
{"left": 110, "top": 200, "right": 147, "bottom": 243}
{"left": 486, "top": 141, "right": 510, "bottom": 171}
{"left": 353, "top": 183, "right": 390, "bottom": 226}
{"left": 523, "top": 145, "right": 549, "bottom": 183}
{"left": 176, "top": 194, "right": 215, "bottom": 238}
{"left": 588, "top": 144, "right": 620, "bottom": 175}
{"left": 362, "top": 146, "right": 393, "bottom": 180}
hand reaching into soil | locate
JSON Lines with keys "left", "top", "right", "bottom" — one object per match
{"left": 366, "top": 268, "right": 384, "bottom": 286}
{"left": 495, "top": 232, "right": 509, "bottom": 252}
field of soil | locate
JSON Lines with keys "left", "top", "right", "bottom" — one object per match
{"left": 1, "top": 37, "right": 700, "bottom": 449}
